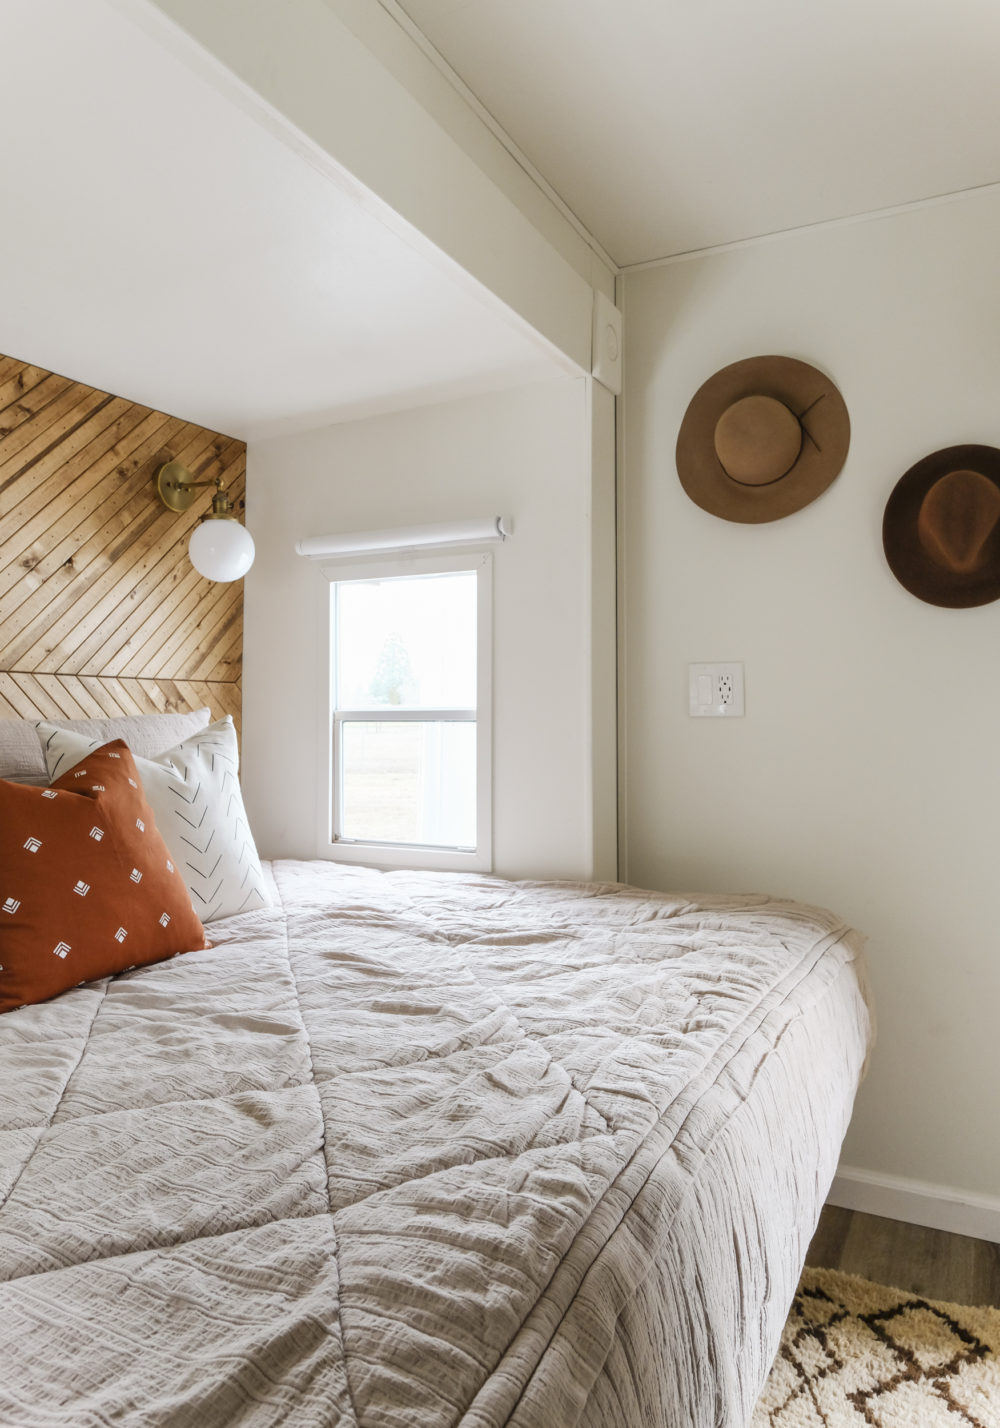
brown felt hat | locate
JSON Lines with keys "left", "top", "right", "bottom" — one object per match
{"left": 675, "top": 355, "right": 851, "bottom": 523}
{"left": 883, "top": 445, "right": 1000, "bottom": 608}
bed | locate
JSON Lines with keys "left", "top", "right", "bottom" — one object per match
{"left": 0, "top": 718, "right": 872, "bottom": 1428}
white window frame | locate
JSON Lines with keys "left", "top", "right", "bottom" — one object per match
{"left": 317, "top": 549, "right": 493, "bottom": 872}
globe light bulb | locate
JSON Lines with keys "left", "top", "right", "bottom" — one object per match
{"left": 188, "top": 519, "right": 255, "bottom": 582}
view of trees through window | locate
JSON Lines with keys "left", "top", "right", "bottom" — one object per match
{"left": 333, "top": 570, "right": 477, "bottom": 848}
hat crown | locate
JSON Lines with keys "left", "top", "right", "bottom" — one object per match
{"left": 713, "top": 395, "right": 802, "bottom": 487}
{"left": 916, "top": 468, "right": 1000, "bottom": 575}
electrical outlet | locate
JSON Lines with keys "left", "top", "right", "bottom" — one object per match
{"left": 688, "top": 663, "right": 745, "bottom": 717}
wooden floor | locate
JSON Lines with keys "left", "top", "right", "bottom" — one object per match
{"left": 806, "top": 1205, "right": 1000, "bottom": 1309}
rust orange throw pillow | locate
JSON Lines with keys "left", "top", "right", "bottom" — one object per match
{"left": 0, "top": 740, "right": 207, "bottom": 1013}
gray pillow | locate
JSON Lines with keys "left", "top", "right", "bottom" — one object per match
{"left": 0, "top": 709, "right": 212, "bottom": 785}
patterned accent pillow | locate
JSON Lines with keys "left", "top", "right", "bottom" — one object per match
{"left": 37, "top": 718, "right": 270, "bottom": 924}
{"left": 0, "top": 742, "right": 208, "bottom": 1014}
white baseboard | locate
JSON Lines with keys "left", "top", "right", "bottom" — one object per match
{"left": 829, "top": 1165, "right": 1000, "bottom": 1246}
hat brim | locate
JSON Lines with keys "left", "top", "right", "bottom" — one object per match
{"left": 883, "top": 444, "right": 1000, "bottom": 608}
{"left": 675, "top": 356, "right": 850, "bottom": 524}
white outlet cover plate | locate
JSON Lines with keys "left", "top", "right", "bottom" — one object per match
{"left": 688, "top": 662, "right": 745, "bottom": 717}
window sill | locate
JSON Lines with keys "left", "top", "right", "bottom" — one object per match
{"left": 317, "top": 840, "right": 491, "bottom": 874}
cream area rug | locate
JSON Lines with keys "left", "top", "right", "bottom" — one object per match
{"left": 753, "top": 1266, "right": 1000, "bottom": 1427}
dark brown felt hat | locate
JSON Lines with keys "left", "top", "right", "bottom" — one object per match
{"left": 883, "top": 445, "right": 1000, "bottom": 608}
{"left": 675, "top": 356, "right": 850, "bottom": 523}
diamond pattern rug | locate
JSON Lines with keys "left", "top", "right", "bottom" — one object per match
{"left": 753, "top": 1266, "right": 1000, "bottom": 1427}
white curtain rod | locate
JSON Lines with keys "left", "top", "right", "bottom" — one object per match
{"left": 296, "top": 516, "right": 512, "bottom": 560}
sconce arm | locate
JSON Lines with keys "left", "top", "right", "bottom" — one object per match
{"left": 156, "top": 461, "right": 230, "bottom": 515}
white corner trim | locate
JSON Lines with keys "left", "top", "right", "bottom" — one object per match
{"left": 622, "top": 178, "right": 1000, "bottom": 273}
{"left": 830, "top": 1165, "right": 1000, "bottom": 1246}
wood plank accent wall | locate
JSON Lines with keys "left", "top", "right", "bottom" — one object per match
{"left": 0, "top": 353, "right": 244, "bottom": 735}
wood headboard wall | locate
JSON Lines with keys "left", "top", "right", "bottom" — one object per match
{"left": 0, "top": 353, "right": 245, "bottom": 735}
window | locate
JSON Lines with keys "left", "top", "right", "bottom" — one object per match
{"left": 320, "top": 551, "right": 492, "bottom": 871}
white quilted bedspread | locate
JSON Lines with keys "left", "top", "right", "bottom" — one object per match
{"left": 0, "top": 860, "right": 872, "bottom": 1427}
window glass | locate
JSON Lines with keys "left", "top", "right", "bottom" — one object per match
{"left": 339, "top": 720, "right": 476, "bottom": 848}
{"left": 329, "top": 561, "right": 487, "bottom": 862}
{"left": 336, "top": 571, "right": 476, "bottom": 710}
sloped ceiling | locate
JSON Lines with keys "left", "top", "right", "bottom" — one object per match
{"left": 396, "top": 0, "right": 1000, "bottom": 266}
{"left": 0, "top": 0, "right": 562, "bottom": 440}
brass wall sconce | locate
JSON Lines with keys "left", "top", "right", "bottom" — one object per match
{"left": 156, "top": 460, "right": 255, "bottom": 583}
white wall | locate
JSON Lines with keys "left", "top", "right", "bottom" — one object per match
{"left": 244, "top": 376, "right": 615, "bottom": 883}
{"left": 621, "top": 189, "right": 1000, "bottom": 1209}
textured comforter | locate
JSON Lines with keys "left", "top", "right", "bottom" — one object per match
{"left": 0, "top": 860, "right": 872, "bottom": 1427}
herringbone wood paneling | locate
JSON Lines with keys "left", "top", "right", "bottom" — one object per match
{"left": 0, "top": 355, "right": 244, "bottom": 736}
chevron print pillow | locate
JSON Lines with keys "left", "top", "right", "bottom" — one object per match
{"left": 37, "top": 718, "right": 270, "bottom": 923}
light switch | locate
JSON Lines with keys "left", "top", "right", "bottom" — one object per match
{"left": 688, "top": 663, "right": 745, "bottom": 717}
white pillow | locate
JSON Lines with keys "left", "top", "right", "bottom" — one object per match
{"left": 36, "top": 716, "right": 270, "bottom": 923}
{"left": 1, "top": 708, "right": 211, "bottom": 786}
